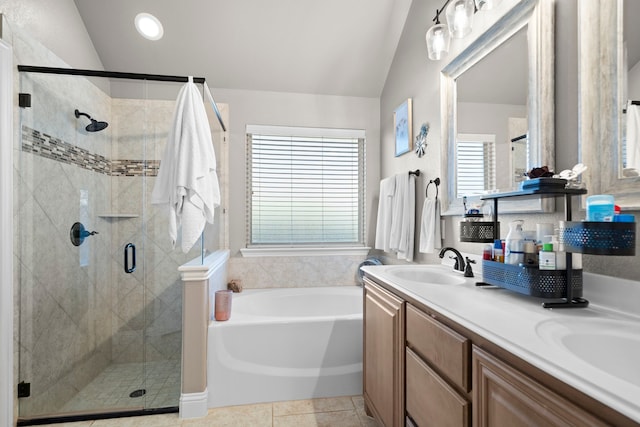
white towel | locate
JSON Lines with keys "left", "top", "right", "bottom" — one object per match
{"left": 396, "top": 174, "right": 416, "bottom": 261}
{"left": 388, "top": 173, "right": 407, "bottom": 252}
{"left": 419, "top": 198, "right": 442, "bottom": 253}
{"left": 626, "top": 104, "right": 640, "bottom": 171}
{"left": 374, "top": 176, "right": 396, "bottom": 252}
{"left": 151, "top": 76, "right": 221, "bottom": 253}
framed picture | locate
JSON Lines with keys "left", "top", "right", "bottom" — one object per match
{"left": 394, "top": 98, "right": 412, "bottom": 157}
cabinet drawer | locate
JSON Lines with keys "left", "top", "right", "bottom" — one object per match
{"left": 406, "top": 348, "right": 470, "bottom": 427}
{"left": 406, "top": 303, "right": 470, "bottom": 391}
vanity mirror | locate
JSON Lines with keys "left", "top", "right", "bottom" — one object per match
{"left": 440, "top": 0, "right": 555, "bottom": 215}
{"left": 580, "top": 0, "right": 640, "bottom": 209}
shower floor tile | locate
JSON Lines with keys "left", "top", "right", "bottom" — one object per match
{"left": 60, "top": 360, "right": 180, "bottom": 413}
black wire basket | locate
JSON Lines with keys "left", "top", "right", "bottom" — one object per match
{"left": 481, "top": 260, "right": 583, "bottom": 299}
{"left": 460, "top": 215, "right": 498, "bottom": 243}
{"left": 559, "top": 221, "right": 636, "bottom": 256}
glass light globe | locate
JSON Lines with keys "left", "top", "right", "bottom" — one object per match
{"left": 426, "top": 24, "right": 451, "bottom": 61}
{"left": 446, "top": 0, "right": 475, "bottom": 39}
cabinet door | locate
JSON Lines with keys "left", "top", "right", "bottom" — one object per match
{"left": 473, "top": 346, "right": 608, "bottom": 427}
{"left": 363, "top": 279, "right": 405, "bottom": 427}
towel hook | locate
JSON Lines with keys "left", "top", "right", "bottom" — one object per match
{"left": 426, "top": 177, "right": 440, "bottom": 199}
{"left": 409, "top": 169, "right": 420, "bottom": 177}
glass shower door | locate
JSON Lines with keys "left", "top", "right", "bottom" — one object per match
{"left": 16, "top": 71, "right": 148, "bottom": 419}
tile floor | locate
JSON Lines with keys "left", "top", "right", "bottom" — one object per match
{"left": 37, "top": 396, "right": 380, "bottom": 427}
{"left": 60, "top": 360, "right": 181, "bottom": 413}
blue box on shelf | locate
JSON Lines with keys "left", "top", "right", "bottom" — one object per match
{"left": 519, "top": 177, "right": 568, "bottom": 191}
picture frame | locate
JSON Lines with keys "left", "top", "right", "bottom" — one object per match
{"left": 394, "top": 98, "right": 413, "bottom": 157}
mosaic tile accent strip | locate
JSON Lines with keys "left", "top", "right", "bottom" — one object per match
{"left": 22, "top": 126, "right": 159, "bottom": 177}
{"left": 111, "top": 159, "right": 160, "bottom": 177}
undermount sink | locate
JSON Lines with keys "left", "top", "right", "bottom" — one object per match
{"left": 536, "top": 317, "right": 640, "bottom": 387}
{"left": 385, "top": 266, "right": 466, "bottom": 286}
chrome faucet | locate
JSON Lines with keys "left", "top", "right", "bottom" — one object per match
{"left": 438, "top": 247, "right": 465, "bottom": 272}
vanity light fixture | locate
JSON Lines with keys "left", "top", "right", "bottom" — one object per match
{"left": 426, "top": 0, "right": 498, "bottom": 61}
{"left": 135, "top": 13, "right": 164, "bottom": 41}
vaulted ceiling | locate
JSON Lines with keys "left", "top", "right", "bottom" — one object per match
{"left": 74, "top": 0, "right": 412, "bottom": 98}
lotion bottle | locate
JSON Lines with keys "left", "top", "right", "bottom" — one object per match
{"left": 505, "top": 220, "right": 525, "bottom": 265}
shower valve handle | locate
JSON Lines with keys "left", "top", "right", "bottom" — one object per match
{"left": 70, "top": 222, "right": 98, "bottom": 246}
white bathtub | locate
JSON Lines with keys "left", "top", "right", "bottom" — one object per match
{"left": 207, "top": 286, "right": 363, "bottom": 408}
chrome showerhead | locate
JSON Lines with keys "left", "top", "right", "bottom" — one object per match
{"left": 74, "top": 109, "right": 108, "bottom": 132}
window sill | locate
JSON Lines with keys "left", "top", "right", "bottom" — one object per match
{"left": 240, "top": 246, "right": 371, "bottom": 257}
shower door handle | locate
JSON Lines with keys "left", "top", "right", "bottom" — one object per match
{"left": 124, "top": 243, "right": 136, "bottom": 273}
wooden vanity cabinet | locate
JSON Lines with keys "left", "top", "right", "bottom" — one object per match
{"left": 361, "top": 277, "right": 636, "bottom": 427}
{"left": 363, "top": 279, "right": 405, "bottom": 427}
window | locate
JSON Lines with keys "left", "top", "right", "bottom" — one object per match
{"left": 246, "top": 125, "right": 365, "bottom": 247}
{"left": 456, "top": 133, "right": 496, "bottom": 197}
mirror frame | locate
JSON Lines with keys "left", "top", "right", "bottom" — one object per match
{"left": 440, "top": 0, "right": 555, "bottom": 215}
{"left": 580, "top": 0, "right": 640, "bottom": 209}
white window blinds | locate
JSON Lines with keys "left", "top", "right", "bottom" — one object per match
{"left": 246, "top": 126, "right": 365, "bottom": 246}
{"left": 456, "top": 133, "right": 496, "bottom": 197}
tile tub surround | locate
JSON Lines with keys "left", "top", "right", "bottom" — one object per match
{"left": 227, "top": 255, "right": 367, "bottom": 288}
{"left": 361, "top": 265, "right": 640, "bottom": 424}
{"left": 35, "top": 396, "right": 381, "bottom": 427}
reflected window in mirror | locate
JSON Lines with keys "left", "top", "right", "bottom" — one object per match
{"left": 455, "top": 133, "right": 496, "bottom": 197}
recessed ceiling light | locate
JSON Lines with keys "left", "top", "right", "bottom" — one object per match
{"left": 135, "top": 13, "right": 164, "bottom": 41}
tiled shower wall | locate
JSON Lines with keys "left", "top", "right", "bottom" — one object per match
{"left": 108, "top": 98, "right": 202, "bottom": 365}
{"left": 12, "top": 30, "right": 203, "bottom": 415}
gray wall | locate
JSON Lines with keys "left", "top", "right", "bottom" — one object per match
{"left": 378, "top": 0, "right": 640, "bottom": 280}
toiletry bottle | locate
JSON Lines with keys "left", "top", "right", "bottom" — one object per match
{"left": 539, "top": 243, "right": 556, "bottom": 270}
{"left": 536, "top": 223, "right": 553, "bottom": 252}
{"left": 493, "top": 239, "right": 504, "bottom": 263}
{"left": 505, "top": 220, "right": 525, "bottom": 265}
{"left": 483, "top": 244, "right": 492, "bottom": 260}
{"left": 586, "top": 195, "right": 615, "bottom": 222}
{"left": 524, "top": 241, "right": 537, "bottom": 266}
{"left": 550, "top": 236, "right": 566, "bottom": 270}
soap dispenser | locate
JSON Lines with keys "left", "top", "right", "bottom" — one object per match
{"left": 505, "top": 220, "right": 525, "bottom": 265}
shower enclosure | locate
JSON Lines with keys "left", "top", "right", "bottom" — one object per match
{"left": 15, "top": 67, "right": 226, "bottom": 422}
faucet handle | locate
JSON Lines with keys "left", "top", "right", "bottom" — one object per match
{"left": 448, "top": 255, "right": 461, "bottom": 271}
{"left": 464, "top": 257, "right": 476, "bottom": 278}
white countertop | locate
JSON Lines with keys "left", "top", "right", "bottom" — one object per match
{"left": 361, "top": 262, "right": 640, "bottom": 423}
